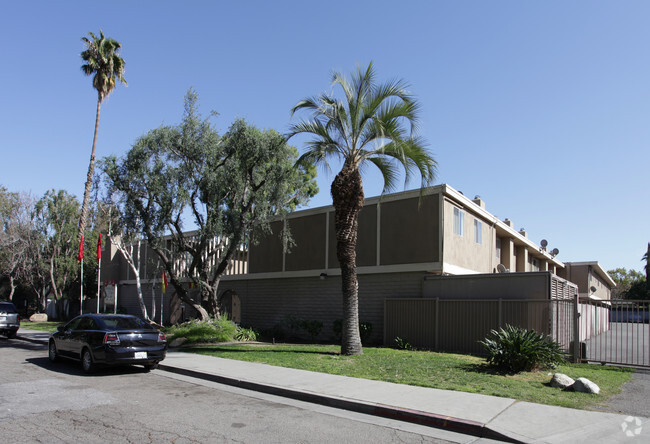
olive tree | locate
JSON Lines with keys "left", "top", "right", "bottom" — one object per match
{"left": 102, "top": 90, "right": 317, "bottom": 321}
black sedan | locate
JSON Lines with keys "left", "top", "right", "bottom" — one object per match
{"left": 48, "top": 314, "right": 167, "bottom": 373}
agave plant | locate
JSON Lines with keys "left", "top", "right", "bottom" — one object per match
{"left": 480, "top": 324, "right": 566, "bottom": 373}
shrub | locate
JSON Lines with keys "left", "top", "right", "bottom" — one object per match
{"left": 283, "top": 315, "right": 324, "bottom": 342}
{"left": 300, "top": 319, "right": 323, "bottom": 342}
{"left": 165, "top": 317, "right": 256, "bottom": 344}
{"left": 480, "top": 324, "right": 566, "bottom": 373}
{"left": 333, "top": 319, "right": 373, "bottom": 344}
{"left": 359, "top": 322, "right": 373, "bottom": 343}
{"left": 235, "top": 327, "right": 258, "bottom": 342}
{"left": 261, "top": 324, "right": 286, "bottom": 342}
{"left": 394, "top": 336, "right": 412, "bottom": 350}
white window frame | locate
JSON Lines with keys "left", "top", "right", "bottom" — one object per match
{"left": 453, "top": 207, "right": 464, "bottom": 237}
{"left": 474, "top": 219, "right": 482, "bottom": 245}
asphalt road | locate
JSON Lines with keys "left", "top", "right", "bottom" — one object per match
{"left": 0, "top": 338, "right": 475, "bottom": 444}
{"left": 598, "top": 368, "right": 650, "bottom": 419}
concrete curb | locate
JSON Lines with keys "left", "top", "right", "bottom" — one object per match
{"left": 16, "top": 333, "right": 49, "bottom": 345}
{"left": 158, "top": 363, "right": 522, "bottom": 443}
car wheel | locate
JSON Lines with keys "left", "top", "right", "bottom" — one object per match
{"left": 48, "top": 341, "right": 59, "bottom": 362}
{"left": 81, "top": 349, "right": 95, "bottom": 374}
{"left": 143, "top": 362, "right": 159, "bottom": 372}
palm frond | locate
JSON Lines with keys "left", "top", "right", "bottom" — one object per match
{"left": 80, "top": 30, "right": 126, "bottom": 100}
{"left": 289, "top": 62, "right": 435, "bottom": 195}
{"left": 370, "top": 137, "right": 437, "bottom": 189}
{"left": 290, "top": 97, "right": 321, "bottom": 117}
{"left": 365, "top": 157, "right": 400, "bottom": 193}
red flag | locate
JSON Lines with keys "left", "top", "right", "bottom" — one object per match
{"left": 162, "top": 272, "right": 168, "bottom": 294}
{"left": 78, "top": 236, "right": 84, "bottom": 263}
{"left": 97, "top": 233, "right": 102, "bottom": 260}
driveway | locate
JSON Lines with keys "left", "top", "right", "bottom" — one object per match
{"left": 596, "top": 368, "right": 650, "bottom": 418}
{"left": 584, "top": 322, "right": 650, "bottom": 367}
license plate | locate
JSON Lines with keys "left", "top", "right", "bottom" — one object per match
{"left": 134, "top": 351, "right": 148, "bottom": 359}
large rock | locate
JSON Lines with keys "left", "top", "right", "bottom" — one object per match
{"left": 571, "top": 377, "right": 600, "bottom": 394}
{"left": 169, "top": 337, "right": 187, "bottom": 348}
{"left": 29, "top": 313, "right": 48, "bottom": 322}
{"left": 550, "top": 373, "right": 575, "bottom": 389}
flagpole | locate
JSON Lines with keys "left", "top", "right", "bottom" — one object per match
{"left": 79, "top": 235, "right": 84, "bottom": 315}
{"left": 96, "top": 234, "right": 102, "bottom": 314}
{"left": 80, "top": 257, "right": 83, "bottom": 315}
{"left": 97, "top": 257, "right": 101, "bottom": 314}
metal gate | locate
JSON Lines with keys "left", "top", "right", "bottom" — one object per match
{"left": 579, "top": 298, "right": 650, "bottom": 368}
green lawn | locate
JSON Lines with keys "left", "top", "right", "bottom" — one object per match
{"left": 20, "top": 321, "right": 62, "bottom": 333}
{"left": 182, "top": 344, "right": 633, "bottom": 411}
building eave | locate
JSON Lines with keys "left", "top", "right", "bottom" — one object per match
{"left": 565, "top": 261, "right": 616, "bottom": 287}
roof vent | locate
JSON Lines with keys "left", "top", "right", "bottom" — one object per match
{"left": 472, "top": 195, "right": 485, "bottom": 209}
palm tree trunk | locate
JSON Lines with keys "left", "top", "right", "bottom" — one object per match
{"left": 79, "top": 95, "right": 102, "bottom": 242}
{"left": 644, "top": 243, "right": 650, "bottom": 283}
{"left": 331, "top": 166, "right": 364, "bottom": 356}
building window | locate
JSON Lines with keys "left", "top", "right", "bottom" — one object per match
{"left": 474, "top": 219, "right": 482, "bottom": 244}
{"left": 453, "top": 207, "right": 464, "bottom": 236}
{"left": 496, "top": 238, "right": 501, "bottom": 259}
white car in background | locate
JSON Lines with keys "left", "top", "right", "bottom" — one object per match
{"left": 0, "top": 301, "right": 20, "bottom": 339}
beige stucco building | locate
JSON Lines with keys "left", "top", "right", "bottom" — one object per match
{"left": 99, "top": 184, "right": 614, "bottom": 345}
{"left": 557, "top": 261, "right": 615, "bottom": 300}
{"left": 250, "top": 184, "right": 567, "bottom": 279}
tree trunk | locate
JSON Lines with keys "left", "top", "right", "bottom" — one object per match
{"left": 8, "top": 275, "right": 15, "bottom": 301}
{"left": 133, "top": 240, "right": 149, "bottom": 320}
{"left": 79, "top": 96, "right": 102, "bottom": 243}
{"left": 49, "top": 254, "right": 60, "bottom": 300}
{"left": 205, "top": 223, "right": 248, "bottom": 319}
{"left": 39, "top": 287, "right": 47, "bottom": 313}
{"left": 331, "top": 166, "right": 364, "bottom": 356}
{"left": 164, "top": 266, "right": 209, "bottom": 321}
{"left": 150, "top": 275, "right": 157, "bottom": 321}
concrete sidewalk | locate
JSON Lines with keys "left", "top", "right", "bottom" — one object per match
{"left": 17, "top": 329, "right": 649, "bottom": 443}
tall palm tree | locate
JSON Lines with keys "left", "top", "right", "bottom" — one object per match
{"left": 78, "top": 30, "right": 126, "bottom": 243}
{"left": 642, "top": 242, "right": 650, "bottom": 283}
{"left": 288, "top": 62, "right": 436, "bottom": 355}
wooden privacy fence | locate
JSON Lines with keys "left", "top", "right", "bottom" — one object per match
{"left": 384, "top": 298, "right": 575, "bottom": 356}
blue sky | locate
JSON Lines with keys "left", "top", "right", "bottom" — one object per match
{"left": 1, "top": 1, "right": 648, "bottom": 273}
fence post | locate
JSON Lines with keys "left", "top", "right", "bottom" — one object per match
{"left": 573, "top": 294, "right": 580, "bottom": 363}
{"left": 498, "top": 298, "right": 503, "bottom": 328}
{"left": 434, "top": 298, "right": 439, "bottom": 351}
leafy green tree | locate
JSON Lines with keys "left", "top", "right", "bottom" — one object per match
{"left": 608, "top": 267, "right": 646, "bottom": 299}
{"left": 102, "top": 90, "right": 317, "bottom": 321}
{"left": 288, "top": 62, "right": 436, "bottom": 355}
{"left": 78, "top": 31, "right": 127, "bottom": 244}
{"left": 34, "top": 190, "right": 89, "bottom": 309}
{"left": 626, "top": 280, "right": 649, "bottom": 300}
{"left": 0, "top": 187, "right": 36, "bottom": 300}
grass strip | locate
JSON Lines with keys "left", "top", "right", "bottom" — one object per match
{"left": 182, "top": 344, "right": 633, "bottom": 410}
{"left": 20, "top": 321, "right": 61, "bottom": 333}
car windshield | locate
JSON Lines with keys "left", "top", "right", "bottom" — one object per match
{"left": 99, "top": 316, "right": 153, "bottom": 331}
{"left": 0, "top": 302, "right": 17, "bottom": 313}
